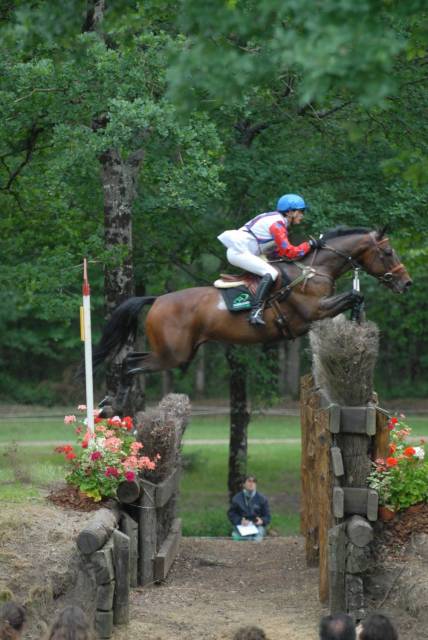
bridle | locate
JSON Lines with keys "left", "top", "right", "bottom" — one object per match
{"left": 321, "top": 233, "right": 406, "bottom": 285}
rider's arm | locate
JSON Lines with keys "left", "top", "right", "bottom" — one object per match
{"left": 269, "top": 220, "right": 311, "bottom": 260}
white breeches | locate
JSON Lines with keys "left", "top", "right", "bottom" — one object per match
{"left": 217, "top": 230, "right": 278, "bottom": 280}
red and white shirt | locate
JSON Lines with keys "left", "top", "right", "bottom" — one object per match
{"left": 240, "top": 211, "right": 310, "bottom": 260}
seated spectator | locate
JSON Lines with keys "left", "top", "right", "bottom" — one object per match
{"left": 319, "top": 613, "right": 356, "bottom": 640}
{"left": 228, "top": 475, "right": 271, "bottom": 542}
{"left": 233, "top": 626, "right": 267, "bottom": 640}
{"left": 357, "top": 613, "right": 398, "bottom": 640}
{"left": 47, "top": 605, "right": 94, "bottom": 640}
{"left": 0, "top": 602, "right": 26, "bottom": 640}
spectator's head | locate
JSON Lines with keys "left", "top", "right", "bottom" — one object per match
{"left": 243, "top": 475, "right": 257, "bottom": 492}
{"left": 233, "top": 626, "right": 267, "bottom": 640}
{"left": 0, "top": 602, "right": 26, "bottom": 640}
{"left": 319, "top": 613, "right": 356, "bottom": 640}
{"left": 357, "top": 613, "right": 398, "bottom": 640}
{"left": 47, "top": 606, "right": 94, "bottom": 640}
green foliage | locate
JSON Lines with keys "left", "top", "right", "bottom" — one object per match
{"left": 0, "top": 0, "right": 427, "bottom": 402}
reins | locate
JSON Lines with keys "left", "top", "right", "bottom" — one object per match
{"left": 269, "top": 231, "right": 405, "bottom": 306}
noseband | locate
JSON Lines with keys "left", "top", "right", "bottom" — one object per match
{"left": 321, "top": 234, "right": 406, "bottom": 284}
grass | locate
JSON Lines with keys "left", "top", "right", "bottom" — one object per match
{"left": 0, "top": 443, "right": 67, "bottom": 502}
{"left": 1, "top": 412, "right": 428, "bottom": 443}
{"left": 0, "top": 438, "right": 303, "bottom": 535}
{"left": 1, "top": 408, "right": 428, "bottom": 537}
{"left": 179, "top": 443, "right": 302, "bottom": 536}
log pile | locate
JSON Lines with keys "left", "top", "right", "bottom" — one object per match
{"left": 73, "top": 393, "right": 190, "bottom": 638}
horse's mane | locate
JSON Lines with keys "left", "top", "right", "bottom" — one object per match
{"left": 322, "top": 226, "right": 372, "bottom": 241}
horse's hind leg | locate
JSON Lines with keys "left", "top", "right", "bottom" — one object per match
{"left": 125, "top": 351, "right": 165, "bottom": 375}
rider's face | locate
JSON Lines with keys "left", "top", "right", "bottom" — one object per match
{"left": 286, "top": 210, "right": 305, "bottom": 225}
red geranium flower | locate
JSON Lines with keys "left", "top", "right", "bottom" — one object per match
{"left": 125, "top": 471, "right": 136, "bottom": 482}
{"left": 105, "top": 467, "right": 119, "bottom": 478}
{"left": 90, "top": 451, "right": 102, "bottom": 461}
{"left": 122, "top": 416, "right": 133, "bottom": 431}
{"left": 386, "top": 457, "right": 398, "bottom": 467}
{"left": 389, "top": 443, "right": 397, "bottom": 455}
{"left": 66, "top": 452, "right": 77, "bottom": 460}
{"left": 404, "top": 447, "right": 416, "bottom": 458}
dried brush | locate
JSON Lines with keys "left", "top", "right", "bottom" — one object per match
{"left": 309, "top": 315, "right": 379, "bottom": 406}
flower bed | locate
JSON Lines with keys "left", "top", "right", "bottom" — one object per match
{"left": 56, "top": 408, "right": 158, "bottom": 501}
{"left": 368, "top": 415, "right": 428, "bottom": 513}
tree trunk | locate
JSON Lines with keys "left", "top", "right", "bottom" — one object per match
{"left": 100, "top": 148, "right": 145, "bottom": 402}
{"left": 226, "top": 346, "right": 250, "bottom": 500}
{"left": 278, "top": 342, "right": 287, "bottom": 397}
{"left": 162, "top": 370, "right": 174, "bottom": 397}
{"left": 286, "top": 338, "right": 301, "bottom": 399}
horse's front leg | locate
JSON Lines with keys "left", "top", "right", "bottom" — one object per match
{"left": 315, "top": 289, "right": 364, "bottom": 320}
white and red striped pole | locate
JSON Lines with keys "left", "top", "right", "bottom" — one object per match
{"left": 81, "top": 259, "right": 94, "bottom": 434}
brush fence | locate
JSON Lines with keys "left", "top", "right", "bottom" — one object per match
{"left": 300, "top": 374, "right": 389, "bottom": 620}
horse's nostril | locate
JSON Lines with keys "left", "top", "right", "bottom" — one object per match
{"left": 404, "top": 280, "right": 412, "bottom": 290}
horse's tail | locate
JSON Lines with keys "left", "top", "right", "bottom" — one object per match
{"left": 92, "top": 296, "right": 157, "bottom": 371}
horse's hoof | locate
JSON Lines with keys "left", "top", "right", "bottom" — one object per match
{"left": 98, "top": 405, "right": 116, "bottom": 418}
{"left": 98, "top": 395, "right": 115, "bottom": 408}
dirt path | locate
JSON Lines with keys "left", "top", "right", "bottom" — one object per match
{"left": 0, "top": 503, "right": 423, "bottom": 640}
{"left": 114, "top": 537, "right": 327, "bottom": 640}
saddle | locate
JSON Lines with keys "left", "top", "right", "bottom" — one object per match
{"left": 214, "top": 264, "right": 292, "bottom": 313}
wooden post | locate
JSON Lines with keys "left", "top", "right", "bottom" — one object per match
{"left": 112, "top": 530, "right": 130, "bottom": 625}
{"left": 300, "top": 374, "right": 320, "bottom": 565}
{"left": 317, "top": 404, "right": 333, "bottom": 603}
{"left": 373, "top": 409, "right": 389, "bottom": 461}
{"left": 300, "top": 374, "right": 333, "bottom": 600}
{"left": 138, "top": 479, "right": 157, "bottom": 585}
{"left": 328, "top": 524, "right": 346, "bottom": 614}
{"left": 120, "top": 512, "right": 138, "bottom": 588}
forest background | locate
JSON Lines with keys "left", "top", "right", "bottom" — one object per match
{"left": 1, "top": 0, "right": 427, "bottom": 410}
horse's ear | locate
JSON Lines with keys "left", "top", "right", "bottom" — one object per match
{"left": 376, "top": 225, "right": 388, "bottom": 240}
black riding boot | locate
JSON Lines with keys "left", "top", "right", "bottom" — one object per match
{"left": 248, "top": 274, "right": 275, "bottom": 326}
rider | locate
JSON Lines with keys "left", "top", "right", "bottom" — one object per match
{"left": 218, "top": 194, "right": 322, "bottom": 326}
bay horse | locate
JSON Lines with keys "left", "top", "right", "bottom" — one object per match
{"left": 93, "top": 227, "right": 411, "bottom": 408}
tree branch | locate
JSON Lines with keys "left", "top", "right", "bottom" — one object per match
{"left": 2, "top": 125, "right": 43, "bottom": 191}
{"left": 13, "top": 88, "right": 65, "bottom": 104}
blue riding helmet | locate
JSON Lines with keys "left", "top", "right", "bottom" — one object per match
{"left": 277, "top": 194, "right": 306, "bottom": 213}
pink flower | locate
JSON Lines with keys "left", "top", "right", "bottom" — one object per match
{"left": 125, "top": 471, "right": 136, "bottom": 482}
{"left": 104, "top": 437, "right": 122, "bottom": 453}
{"left": 131, "top": 442, "right": 143, "bottom": 454}
{"left": 90, "top": 451, "right": 102, "bottom": 461}
{"left": 105, "top": 430, "right": 115, "bottom": 438}
{"left": 123, "top": 455, "right": 139, "bottom": 470}
{"left": 64, "top": 415, "right": 77, "bottom": 424}
{"left": 77, "top": 404, "right": 87, "bottom": 411}
{"left": 138, "top": 456, "right": 156, "bottom": 471}
{"left": 95, "top": 425, "right": 106, "bottom": 433}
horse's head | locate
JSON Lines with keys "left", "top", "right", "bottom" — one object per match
{"left": 358, "top": 228, "right": 412, "bottom": 293}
